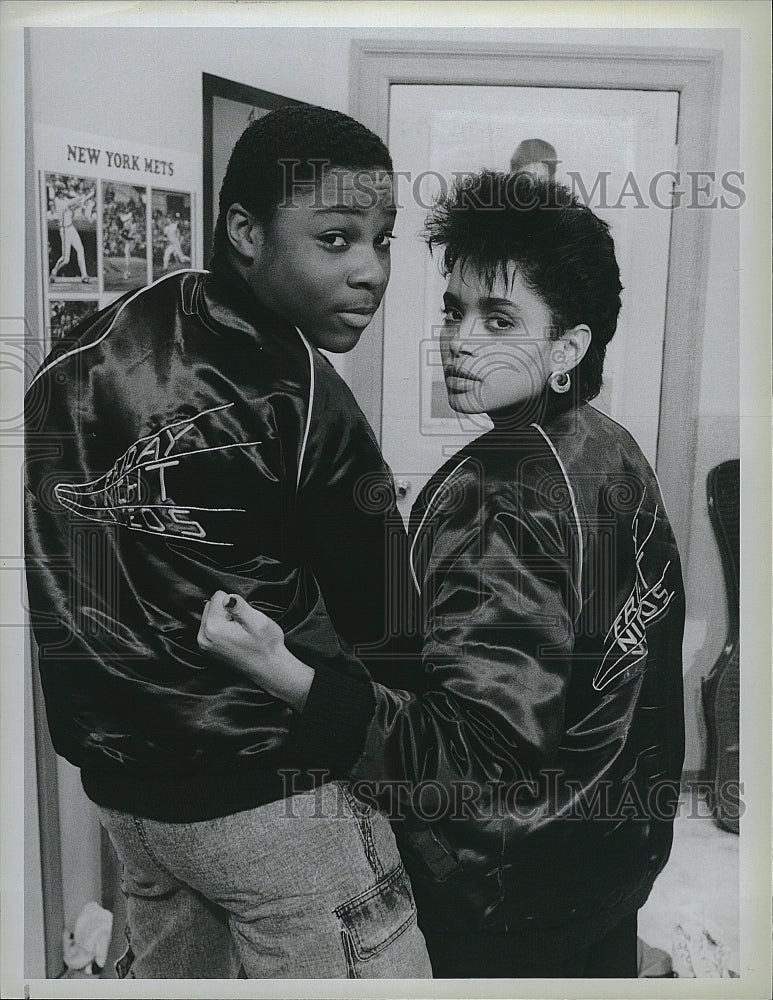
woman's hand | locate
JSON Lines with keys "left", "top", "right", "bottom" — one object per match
{"left": 197, "top": 592, "right": 314, "bottom": 711}
{"left": 198, "top": 591, "right": 283, "bottom": 677}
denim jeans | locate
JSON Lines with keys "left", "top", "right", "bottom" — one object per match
{"left": 97, "top": 780, "right": 432, "bottom": 979}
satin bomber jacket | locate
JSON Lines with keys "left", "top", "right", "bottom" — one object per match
{"left": 293, "top": 403, "right": 686, "bottom": 945}
{"left": 24, "top": 266, "right": 399, "bottom": 820}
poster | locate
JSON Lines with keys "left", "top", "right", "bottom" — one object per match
{"left": 35, "top": 125, "right": 198, "bottom": 350}
{"left": 202, "top": 73, "right": 305, "bottom": 264}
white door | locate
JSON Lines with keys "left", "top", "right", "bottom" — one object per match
{"left": 382, "top": 84, "right": 678, "bottom": 521}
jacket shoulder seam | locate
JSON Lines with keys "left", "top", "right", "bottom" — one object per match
{"left": 530, "top": 422, "right": 583, "bottom": 618}
{"left": 28, "top": 269, "right": 204, "bottom": 389}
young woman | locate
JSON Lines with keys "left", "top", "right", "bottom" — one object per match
{"left": 199, "top": 172, "right": 686, "bottom": 979}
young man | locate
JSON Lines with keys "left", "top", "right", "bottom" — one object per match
{"left": 200, "top": 172, "right": 686, "bottom": 979}
{"left": 25, "top": 106, "right": 430, "bottom": 980}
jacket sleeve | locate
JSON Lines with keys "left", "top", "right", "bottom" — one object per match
{"left": 293, "top": 355, "right": 408, "bottom": 666}
{"left": 289, "top": 474, "right": 576, "bottom": 797}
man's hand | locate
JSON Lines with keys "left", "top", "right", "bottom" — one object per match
{"left": 197, "top": 591, "right": 314, "bottom": 711}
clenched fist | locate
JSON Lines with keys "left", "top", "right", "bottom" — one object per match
{"left": 198, "top": 591, "right": 314, "bottom": 710}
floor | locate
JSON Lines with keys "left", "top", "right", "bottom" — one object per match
{"left": 67, "top": 791, "right": 740, "bottom": 981}
{"left": 637, "top": 790, "right": 740, "bottom": 976}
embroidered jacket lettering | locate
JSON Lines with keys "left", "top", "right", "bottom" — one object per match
{"left": 54, "top": 403, "right": 258, "bottom": 547}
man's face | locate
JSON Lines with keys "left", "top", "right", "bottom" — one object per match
{"left": 510, "top": 160, "right": 552, "bottom": 182}
{"left": 247, "top": 168, "right": 396, "bottom": 353}
{"left": 440, "top": 261, "right": 561, "bottom": 416}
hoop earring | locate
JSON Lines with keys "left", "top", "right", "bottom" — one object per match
{"left": 548, "top": 370, "right": 571, "bottom": 394}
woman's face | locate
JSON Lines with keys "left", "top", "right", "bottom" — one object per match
{"left": 439, "top": 262, "right": 565, "bottom": 416}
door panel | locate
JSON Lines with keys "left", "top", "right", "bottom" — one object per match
{"left": 383, "top": 84, "right": 678, "bottom": 521}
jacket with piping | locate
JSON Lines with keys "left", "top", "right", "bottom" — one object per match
{"left": 24, "top": 264, "right": 394, "bottom": 821}
{"left": 292, "top": 402, "right": 686, "bottom": 952}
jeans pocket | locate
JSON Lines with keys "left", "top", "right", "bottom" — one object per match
{"left": 337, "top": 781, "right": 386, "bottom": 878}
{"left": 335, "top": 863, "right": 418, "bottom": 976}
{"left": 120, "top": 863, "right": 179, "bottom": 899}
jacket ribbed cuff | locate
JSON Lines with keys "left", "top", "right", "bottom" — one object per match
{"left": 289, "top": 665, "right": 375, "bottom": 775}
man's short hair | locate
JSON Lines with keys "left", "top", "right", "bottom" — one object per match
{"left": 212, "top": 104, "right": 393, "bottom": 265}
{"left": 424, "top": 171, "right": 623, "bottom": 403}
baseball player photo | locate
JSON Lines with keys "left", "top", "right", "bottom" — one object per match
{"left": 151, "top": 188, "right": 192, "bottom": 281}
{"left": 46, "top": 172, "right": 97, "bottom": 287}
{"left": 102, "top": 181, "right": 148, "bottom": 292}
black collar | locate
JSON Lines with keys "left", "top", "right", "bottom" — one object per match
{"left": 201, "top": 257, "right": 296, "bottom": 341}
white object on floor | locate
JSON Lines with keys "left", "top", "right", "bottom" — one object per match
{"left": 671, "top": 904, "right": 732, "bottom": 977}
{"left": 62, "top": 900, "right": 114, "bottom": 974}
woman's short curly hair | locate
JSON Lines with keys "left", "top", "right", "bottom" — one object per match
{"left": 424, "top": 171, "right": 623, "bottom": 403}
{"left": 212, "top": 104, "right": 393, "bottom": 265}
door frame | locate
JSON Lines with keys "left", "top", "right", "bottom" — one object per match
{"left": 348, "top": 40, "right": 722, "bottom": 563}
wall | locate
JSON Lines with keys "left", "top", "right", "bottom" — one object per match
{"left": 23, "top": 18, "right": 741, "bottom": 966}
{"left": 681, "top": 38, "right": 741, "bottom": 775}
{"left": 24, "top": 646, "right": 46, "bottom": 977}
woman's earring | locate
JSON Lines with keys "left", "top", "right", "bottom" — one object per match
{"left": 548, "top": 370, "right": 571, "bottom": 394}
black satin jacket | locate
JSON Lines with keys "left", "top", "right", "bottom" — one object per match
{"left": 24, "top": 266, "right": 398, "bottom": 820}
{"left": 296, "top": 402, "right": 685, "bottom": 950}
